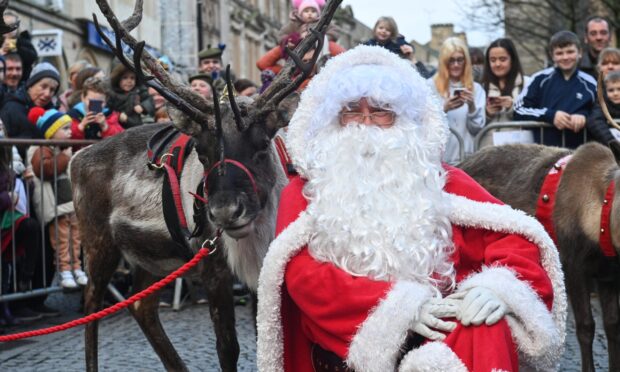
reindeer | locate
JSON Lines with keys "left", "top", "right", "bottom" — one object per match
{"left": 70, "top": 1, "right": 341, "bottom": 371}
{"left": 458, "top": 142, "right": 620, "bottom": 372}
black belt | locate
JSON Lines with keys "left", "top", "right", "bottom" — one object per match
{"left": 310, "top": 332, "right": 425, "bottom": 371}
{"left": 311, "top": 343, "right": 353, "bottom": 372}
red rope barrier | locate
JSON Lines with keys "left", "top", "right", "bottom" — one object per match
{"left": 0, "top": 247, "right": 212, "bottom": 342}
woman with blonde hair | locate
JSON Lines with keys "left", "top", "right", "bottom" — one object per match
{"left": 597, "top": 47, "right": 620, "bottom": 79}
{"left": 431, "top": 37, "right": 485, "bottom": 164}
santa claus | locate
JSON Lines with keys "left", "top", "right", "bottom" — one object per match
{"left": 256, "top": 45, "right": 566, "bottom": 372}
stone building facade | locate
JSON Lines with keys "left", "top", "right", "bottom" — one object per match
{"left": 7, "top": 0, "right": 162, "bottom": 86}
{"left": 409, "top": 23, "right": 468, "bottom": 69}
{"left": 7, "top": 0, "right": 372, "bottom": 88}
{"left": 197, "top": 0, "right": 372, "bottom": 83}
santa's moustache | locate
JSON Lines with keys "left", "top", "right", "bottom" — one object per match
{"left": 303, "top": 121, "right": 455, "bottom": 290}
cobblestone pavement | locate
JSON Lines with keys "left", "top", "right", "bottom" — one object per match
{"left": 0, "top": 291, "right": 610, "bottom": 371}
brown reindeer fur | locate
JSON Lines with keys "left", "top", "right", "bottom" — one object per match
{"left": 459, "top": 142, "right": 620, "bottom": 372}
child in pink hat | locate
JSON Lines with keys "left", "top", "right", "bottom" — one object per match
{"left": 278, "top": 0, "right": 337, "bottom": 41}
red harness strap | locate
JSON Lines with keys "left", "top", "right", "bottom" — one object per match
{"left": 162, "top": 162, "right": 189, "bottom": 229}
{"left": 274, "top": 135, "right": 294, "bottom": 179}
{"left": 536, "top": 155, "right": 572, "bottom": 243}
{"left": 536, "top": 154, "right": 617, "bottom": 258}
{"left": 600, "top": 180, "right": 617, "bottom": 257}
{"left": 170, "top": 134, "right": 192, "bottom": 176}
{"left": 204, "top": 159, "right": 259, "bottom": 200}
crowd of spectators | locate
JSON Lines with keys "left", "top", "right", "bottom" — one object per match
{"left": 1, "top": 0, "right": 619, "bottom": 334}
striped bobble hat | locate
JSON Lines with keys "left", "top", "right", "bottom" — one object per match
{"left": 35, "top": 108, "right": 72, "bottom": 139}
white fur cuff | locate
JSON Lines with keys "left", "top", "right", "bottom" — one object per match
{"left": 456, "top": 266, "right": 561, "bottom": 370}
{"left": 346, "top": 281, "right": 434, "bottom": 372}
{"left": 398, "top": 341, "right": 467, "bottom": 372}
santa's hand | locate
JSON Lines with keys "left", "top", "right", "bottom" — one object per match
{"left": 412, "top": 298, "right": 459, "bottom": 341}
{"left": 454, "top": 287, "right": 507, "bottom": 326}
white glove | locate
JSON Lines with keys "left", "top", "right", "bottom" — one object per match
{"left": 411, "top": 297, "right": 460, "bottom": 341}
{"left": 449, "top": 287, "right": 507, "bottom": 326}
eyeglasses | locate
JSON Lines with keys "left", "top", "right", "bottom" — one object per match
{"left": 448, "top": 57, "right": 465, "bottom": 65}
{"left": 339, "top": 110, "right": 396, "bottom": 126}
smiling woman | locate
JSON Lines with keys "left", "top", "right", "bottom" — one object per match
{"left": 0, "top": 62, "right": 60, "bottom": 147}
{"left": 430, "top": 37, "right": 486, "bottom": 164}
{"left": 478, "top": 38, "right": 528, "bottom": 148}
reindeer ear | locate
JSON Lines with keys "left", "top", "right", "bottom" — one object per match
{"left": 265, "top": 93, "right": 300, "bottom": 138}
{"left": 608, "top": 140, "right": 620, "bottom": 163}
{"left": 166, "top": 103, "right": 204, "bottom": 136}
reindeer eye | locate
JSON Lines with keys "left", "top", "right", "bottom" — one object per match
{"left": 253, "top": 150, "right": 269, "bottom": 163}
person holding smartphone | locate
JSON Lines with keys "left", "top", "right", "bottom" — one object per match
{"left": 479, "top": 38, "right": 529, "bottom": 147}
{"left": 430, "top": 37, "right": 486, "bottom": 164}
{"left": 67, "top": 77, "right": 123, "bottom": 141}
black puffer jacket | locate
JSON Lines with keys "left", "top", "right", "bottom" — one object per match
{"left": 0, "top": 88, "right": 52, "bottom": 159}
{"left": 586, "top": 92, "right": 620, "bottom": 145}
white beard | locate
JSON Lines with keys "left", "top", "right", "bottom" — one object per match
{"left": 304, "top": 120, "right": 455, "bottom": 290}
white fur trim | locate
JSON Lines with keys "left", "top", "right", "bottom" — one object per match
{"left": 255, "top": 192, "right": 567, "bottom": 371}
{"left": 398, "top": 341, "right": 467, "bottom": 372}
{"left": 457, "top": 267, "right": 559, "bottom": 369}
{"left": 256, "top": 212, "right": 313, "bottom": 372}
{"left": 447, "top": 193, "right": 567, "bottom": 371}
{"left": 287, "top": 45, "right": 448, "bottom": 178}
{"left": 346, "top": 281, "right": 434, "bottom": 371}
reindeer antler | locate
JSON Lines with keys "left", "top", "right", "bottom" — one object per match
{"left": 94, "top": 0, "right": 215, "bottom": 131}
{"left": 0, "top": 0, "right": 19, "bottom": 35}
{"left": 252, "top": 0, "right": 342, "bottom": 116}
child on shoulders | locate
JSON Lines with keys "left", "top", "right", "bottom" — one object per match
{"left": 106, "top": 64, "right": 155, "bottom": 129}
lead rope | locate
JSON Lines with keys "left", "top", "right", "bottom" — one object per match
{"left": 0, "top": 230, "right": 221, "bottom": 342}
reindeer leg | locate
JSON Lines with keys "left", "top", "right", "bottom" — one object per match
{"left": 565, "top": 267, "right": 596, "bottom": 372}
{"left": 251, "top": 292, "right": 258, "bottom": 336}
{"left": 201, "top": 249, "right": 239, "bottom": 372}
{"left": 597, "top": 279, "right": 620, "bottom": 371}
{"left": 128, "top": 266, "right": 188, "bottom": 372}
{"left": 84, "top": 245, "right": 121, "bottom": 372}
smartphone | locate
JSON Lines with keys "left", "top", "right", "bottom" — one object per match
{"left": 453, "top": 88, "right": 465, "bottom": 97}
{"left": 88, "top": 99, "right": 103, "bottom": 114}
{"left": 488, "top": 96, "right": 501, "bottom": 104}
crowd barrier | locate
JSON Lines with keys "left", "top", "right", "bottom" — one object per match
{"left": 0, "top": 138, "right": 96, "bottom": 304}
{"left": 0, "top": 123, "right": 603, "bottom": 307}
{"left": 447, "top": 121, "right": 592, "bottom": 164}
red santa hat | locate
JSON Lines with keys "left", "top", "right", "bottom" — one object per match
{"left": 286, "top": 45, "right": 449, "bottom": 179}
{"left": 292, "top": 0, "right": 324, "bottom": 13}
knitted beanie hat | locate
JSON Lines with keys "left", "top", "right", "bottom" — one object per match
{"left": 26, "top": 62, "right": 61, "bottom": 90}
{"left": 32, "top": 108, "right": 72, "bottom": 139}
{"left": 293, "top": 0, "right": 325, "bottom": 13}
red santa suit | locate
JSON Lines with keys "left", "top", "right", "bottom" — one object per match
{"left": 256, "top": 46, "right": 566, "bottom": 372}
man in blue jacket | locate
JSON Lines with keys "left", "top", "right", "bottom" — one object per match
{"left": 514, "top": 31, "right": 597, "bottom": 148}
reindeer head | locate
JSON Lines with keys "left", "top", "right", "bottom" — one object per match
{"left": 95, "top": 0, "right": 341, "bottom": 239}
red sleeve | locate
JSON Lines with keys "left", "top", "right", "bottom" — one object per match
{"left": 285, "top": 248, "right": 392, "bottom": 358}
{"left": 257, "top": 46, "right": 284, "bottom": 71}
{"left": 70, "top": 118, "right": 85, "bottom": 140}
{"left": 328, "top": 41, "right": 345, "bottom": 56}
{"left": 102, "top": 112, "right": 125, "bottom": 138}
{"left": 483, "top": 231, "right": 554, "bottom": 309}
{"left": 444, "top": 165, "right": 503, "bottom": 204}
{"left": 448, "top": 165, "right": 554, "bottom": 309}
{"left": 276, "top": 175, "right": 308, "bottom": 236}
